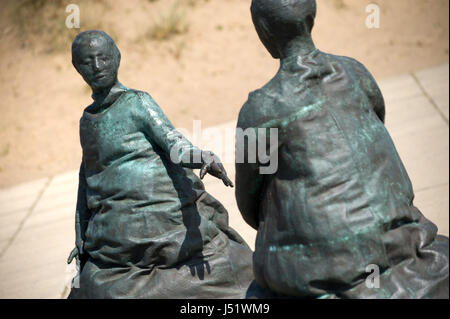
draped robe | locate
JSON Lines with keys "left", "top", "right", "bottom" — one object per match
{"left": 69, "top": 83, "right": 256, "bottom": 298}
{"left": 236, "top": 50, "right": 449, "bottom": 298}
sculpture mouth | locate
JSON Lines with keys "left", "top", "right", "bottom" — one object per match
{"left": 95, "top": 74, "right": 107, "bottom": 80}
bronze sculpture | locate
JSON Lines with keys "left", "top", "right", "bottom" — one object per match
{"left": 67, "top": 30, "right": 257, "bottom": 298}
{"left": 236, "top": 0, "right": 449, "bottom": 298}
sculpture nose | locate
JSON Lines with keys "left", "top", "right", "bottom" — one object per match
{"left": 93, "top": 57, "right": 101, "bottom": 71}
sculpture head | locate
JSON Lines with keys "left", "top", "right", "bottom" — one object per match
{"left": 72, "top": 30, "right": 121, "bottom": 93}
{"left": 250, "top": 0, "right": 316, "bottom": 59}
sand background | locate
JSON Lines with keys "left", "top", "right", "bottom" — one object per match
{"left": 0, "top": 0, "right": 448, "bottom": 188}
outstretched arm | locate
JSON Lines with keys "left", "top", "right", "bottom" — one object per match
{"left": 137, "top": 91, "right": 233, "bottom": 187}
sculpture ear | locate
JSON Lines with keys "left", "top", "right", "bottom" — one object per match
{"left": 304, "top": 14, "right": 315, "bottom": 34}
{"left": 253, "top": 16, "right": 281, "bottom": 59}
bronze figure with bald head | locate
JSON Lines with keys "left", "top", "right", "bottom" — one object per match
{"left": 251, "top": 0, "right": 316, "bottom": 58}
{"left": 72, "top": 30, "right": 120, "bottom": 94}
{"left": 236, "top": 0, "right": 449, "bottom": 298}
{"left": 67, "top": 30, "right": 274, "bottom": 298}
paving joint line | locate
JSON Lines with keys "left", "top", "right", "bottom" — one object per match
{"left": 411, "top": 72, "right": 449, "bottom": 126}
{"left": 0, "top": 177, "right": 53, "bottom": 259}
{"left": 415, "top": 182, "right": 449, "bottom": 194}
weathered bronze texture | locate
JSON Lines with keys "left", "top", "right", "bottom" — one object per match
{"left": 67, "top": 30, "right": 256, "bottom": 298}
{"left": 236, "top": 0, "right": 449, "bottom": 298}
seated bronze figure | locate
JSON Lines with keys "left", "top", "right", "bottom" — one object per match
{"left": 236, "top": 0, "right": 449, "bottom": 298}
{"left": 67, "top": 30, "right": 256, "bottom": 298}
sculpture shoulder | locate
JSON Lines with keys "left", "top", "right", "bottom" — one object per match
{"left": 238, "top": 87, "right": 278, "bottom": 129}
{"left": 119, "top": 89, "right": 160, "bottom": 115}
{"left": 324, "top": 53, "right": 382, "bottom": 95}
{"left": 333, "top": 54, "right": 383, "bottom": 95}
{"left": 123, "top": 89, "right": 150, "bottom": 105}
{"left": 330, "top": 54, "right": 375, "bottom": 81}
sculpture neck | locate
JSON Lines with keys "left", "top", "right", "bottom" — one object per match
{"left": 92, "top": 80, "right": 120, "bottom": 104}
{"left": 280, "top": 36, "right": 316, "bottom": 60}
{"left": 91, "top": 80, "right": 128, "bottom": 112}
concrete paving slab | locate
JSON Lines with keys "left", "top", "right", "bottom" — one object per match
{"left": 41, "top": 171, "right": 78, "bottom": 196}
{"left": 414, "top": 64, "right": 449, "bottom": 122}
{"left": 414, "top": 184, "right": 449, "bottom": 236}
{"left": 0, "top": 260, "right": 72, "bottom": 299}
{"left": 0, "top": 195, "right": 42, "bottom": 217}
{"left": 378, "top": 74, "right": 423, "bottom": 103}
{"left": 0, "top": 218, "right": 74, "bottom": 299}
{"left": 32, "top": 188, "right": 77, "bottom": 216}
{"left": 0, "top": 209, "right": 29, "bottom": 244}
{"left": 0, "top": 178, "right": 49, "bottom": 202}
{"left": 0, "top": 178, "right": 49, "bottom": 216}
{"left": 0, "top": 178, "right": 51, "bottom": 259}
{"left": 389, "top": 114, "right": 449, "bottom": 191}
{"left": 22, "top": 205, "right": 73, "bottom": 230}
{"left": 385, "top": 92, "right": 443, "bottom": 134}
{"left": 383, "top": 76, "right": 449, "bottom": 191}
{"left": 0, "top": 219, "right": 74, "bottom": 271}
{"left": 33, "top": 174, "right": 78, "bottom": 216}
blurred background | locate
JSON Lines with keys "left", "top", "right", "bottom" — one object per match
{"left": 0, "top": 0, "right": 448, "bottom": 187}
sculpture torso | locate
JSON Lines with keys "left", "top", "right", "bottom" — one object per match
{"left": 238, "top": 50, "right": 440, "bottom": 297}
{"left": 75, "top": 84, "right": 255, "bottom": 298}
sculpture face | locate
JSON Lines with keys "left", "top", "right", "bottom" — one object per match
{"left": 73, "top": 36, "right": 119, "bottom": 92}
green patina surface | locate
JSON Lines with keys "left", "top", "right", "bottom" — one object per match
{"left": 67, "top": 30, "right": 272, "bottom": 299}
{"left": 234, "top": 0, "right": 449, "bottom": 299}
